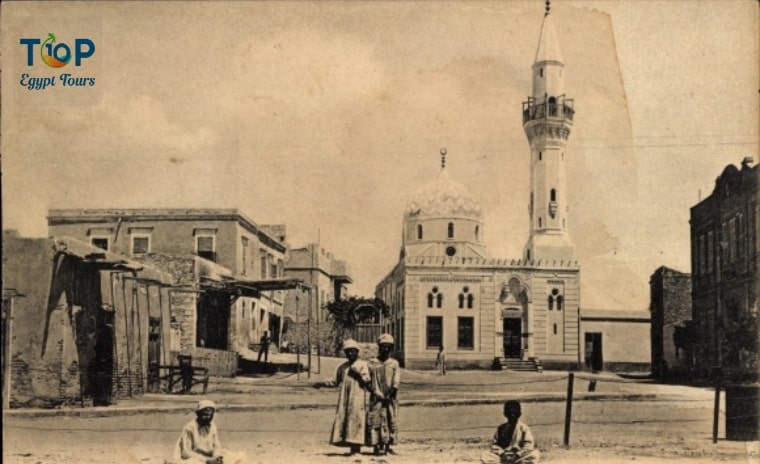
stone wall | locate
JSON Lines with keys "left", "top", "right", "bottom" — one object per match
{"left": 170, "top": 290, "right": 197, "bottom": 353}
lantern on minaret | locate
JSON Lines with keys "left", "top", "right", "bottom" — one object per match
{"left": 522, "top": 0, "right": 575, "bottom": 262}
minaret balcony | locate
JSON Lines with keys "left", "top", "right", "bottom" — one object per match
{"left": 522, "top": 100, "right": 574, "bottom": 124}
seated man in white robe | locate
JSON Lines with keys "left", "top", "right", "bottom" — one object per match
{"left": 173, "top": 399, "right": 245, "bottom": 464}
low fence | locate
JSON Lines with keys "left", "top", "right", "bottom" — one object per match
{"left": 169, "top": 348, "right": 237, "bottom": 377}
{"left": 349, "top": 324, "right": 383, "bottom": 344}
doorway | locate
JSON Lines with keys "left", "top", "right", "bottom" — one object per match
{"left": 196, "top": 291, "right": 230, "bottom": 349}
{"left": 90, "top": 310, "right": 115, "bottom": 406}
{"left": 147, "top": 317, "right": 161, "bottom": 392}
{"left": 503, "top": 318, "right": 522, "bottom": 358}
{"left": 585, "top": 332, "right": 603, "bottom": 372}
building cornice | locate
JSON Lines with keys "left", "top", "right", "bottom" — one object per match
{"left": 47, "top": 208, "right": 286, "bottom": 253}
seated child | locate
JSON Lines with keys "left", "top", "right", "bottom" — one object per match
{"left": 481, "top": 400, "right": 540, "bottom": 464}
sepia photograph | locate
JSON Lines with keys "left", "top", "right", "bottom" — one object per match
{"left": 1, "top": 1, "right": 758, "bottom": 463}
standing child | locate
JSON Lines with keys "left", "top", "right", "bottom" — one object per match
{"left": 482, "top": 400, "right": 540, "bottom": 464}
{"left": 367, "top": 333, "right": 401, "bottom": 455}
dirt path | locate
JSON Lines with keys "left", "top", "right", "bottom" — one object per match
{"left": 4, "top": 401, "right": 755, "bottom": 464}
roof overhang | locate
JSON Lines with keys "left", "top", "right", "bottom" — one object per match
{"left": 52, "top": 237, "right": 175, "bottom": 285}
{"left": 200, "top": 276, "right": 307, "bottom": 298}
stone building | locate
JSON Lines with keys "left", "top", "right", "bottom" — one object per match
{"left": 376, "top": 5, "right": 581, "bottom": 370}
{"left": 690, "top": 158, "right": 759, "bottom": 379}
{"left": 282, "top": 243, "right": 352, "bottom": 351}
{"left": 46, "top": 208, "right": 298, "bottom": 373}
{"left": 649, "top": 266, "right": 692, "bottom": 378}
{"left": 2, "top": 232, "right": 175, "bottom": 407}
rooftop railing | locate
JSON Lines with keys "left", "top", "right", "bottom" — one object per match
{"left": 522, "top": 99, "right": 575, "bottom": 124}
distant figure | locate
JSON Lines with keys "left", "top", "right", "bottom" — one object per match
{"left": 481, "top": 400, "right": 540, "bottom": 464}
{"left": 435, "top": 345, "right": 446, "bottom": 375}
{"left": 257, "top": 331, "right": 271, "bottom": 362}
{"left": 173, "top": 399, "right": 246, "bottom": 464}
{"left": 367, "top": 333, "right": 401, "bottom": 455}
{"left": 324, "top": 339, "right": 371, "bottom": 455}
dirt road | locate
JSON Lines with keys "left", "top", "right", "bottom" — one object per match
{"left": 3, "top": 398, "right": 755, "bottom": 463}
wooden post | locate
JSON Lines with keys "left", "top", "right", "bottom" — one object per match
{"left": 307, "top": 287, "right": 311, "bottom": 380}
{"left": 713, "top": 381, "right": 721, "bottom": 444}
{"left": 296, "top": 293, "right": 300, "bottom": 381}
{"left": 564, "top": 372, "right": 575, "bottom": 447}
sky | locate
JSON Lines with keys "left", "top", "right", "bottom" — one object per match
{"left": 2, "top": 1, "right": 758, "bottom": 310}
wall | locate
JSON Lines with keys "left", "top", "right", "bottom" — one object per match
{"left": 4, "top": 237, "right": 87, "bottom": 407}
{"left": 581, "top": 310, "right": 651, "bottom": 371}
{"left": 2, "top": 235, "right": 176, "bottom": 407}
{"left": 48, "top": 218, "right": 238, "bottom": 268}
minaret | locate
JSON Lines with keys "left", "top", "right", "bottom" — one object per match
{"left": 523, "top": 0, "right": 575, "bottom": 262}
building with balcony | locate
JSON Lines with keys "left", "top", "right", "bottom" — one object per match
{"left": 47, "top": 208, "right": 295, "bottom": 372}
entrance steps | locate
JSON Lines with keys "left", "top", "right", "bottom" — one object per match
{"left": 494, "top": 357, "right": 543, "bottom": 373}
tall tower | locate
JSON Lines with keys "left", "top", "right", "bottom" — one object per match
{"left": 523, "top": 0, "right": 575, "bottom": 262}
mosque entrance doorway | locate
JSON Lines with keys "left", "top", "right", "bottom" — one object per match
{"left": 503, "top": 318, "right": 522, "bottom": 358}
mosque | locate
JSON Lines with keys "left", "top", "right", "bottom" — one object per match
{"left": 375, "top": 2, "right": 581, "bottom": 370}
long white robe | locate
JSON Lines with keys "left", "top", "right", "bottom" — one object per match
{"left": 173, "top": 419, "right": 245, "bottom": 464}
{"left": 328, "top": 359, "right": 371, "bottom": 447}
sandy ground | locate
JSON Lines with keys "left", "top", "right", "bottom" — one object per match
{"left": 3, "top": 436, "right": 758, "bottom": 464}
{"left": 4, "top": 361, "right": 759, "bottom": 463}
{"left": 4, "top": 401, "right": 757, "bottom": 464}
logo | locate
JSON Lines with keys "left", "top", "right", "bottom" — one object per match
{"left": 18, "top": 33, "right": 96, "bottom": 90}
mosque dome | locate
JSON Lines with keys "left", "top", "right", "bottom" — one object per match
{"left": 405, "top": 167, "right": 483, "bottom": 221}
{"left": 400, "top": 149, "right": 488, "bottom": 260}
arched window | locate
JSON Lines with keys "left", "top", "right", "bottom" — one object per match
{"left": 538, "top": 217, "right": 542, "bottom": 228}
{"left": 548, "top": 295, "right": 554, "bottom": 310}
{"left": 448, "top": 222, "right": 454, "bottom": 238}
{"left": 428, "top": 287, "right": 442, "bottom": 309}
{"left": 475, "top": 225, "right": 480, "bottom": 241}
{"left": 538, "top": 151, "right": 542, "bottom": 161}
{"left": 550, "top": 189, "right": 557, "bottom": 201}
{"left": 458, "top": 286, "right": 474, "bottom": 309}
{"left": 553, "top": 323, "right": 558, "bottom": 335}
{"left": 526, "top": 250, "right": 531, "bottom": 260}
{"left": 557, "top": 296, "right": 564, "bottom": 311}
{"left": 417, "top": 224, "right": 423, "bottom": 240}
{"left": 539, "top": 67, "right": 543, "bottom": 78}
